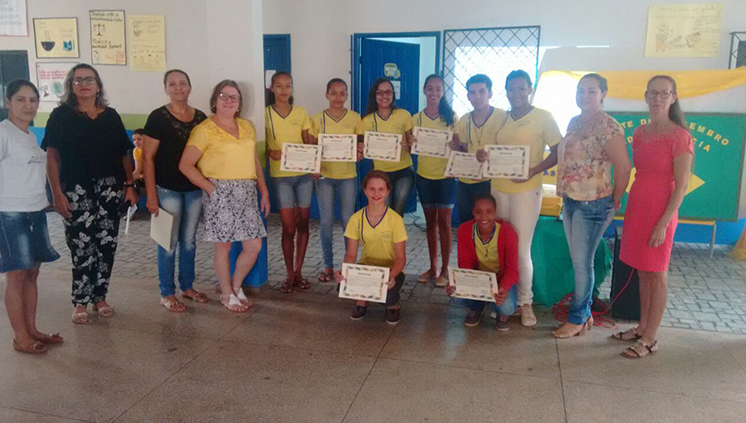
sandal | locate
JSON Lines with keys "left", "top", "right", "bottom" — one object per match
{"left": 622, "top": 340, "right": 659, "bottom": 359}
{"left": 72, "top": 309, "right": 89, "bottom": 324}
{"left": 294, "top": 278, "right": 311, "bottom": 291}
{"left": 13, "top": 339, "right": 48, "bottom": 355}
{"left": 220, "top": 294, "right": 248, "bottom": 313}
{"left": 93, "top": 304, "right": 115, "bottom": 318}
{"left": 417, "top": 270, "right": 435, "bottom": 283}
{"left": 34, "top": 333, "right": 64, "bottom": 345}
{"left": 235, "top": 288, "right": 253, "bottom": 308}
{"left": 318, "top": 269, "right": 333, "bottom": 282}
{"left": 160, "top": 297, "right": 186, "bottom": 313}
{"left": 552, "top": 317, "right": 593, "bottom": 339}
{"left": 611, "top": 327, "right": 642, "bottom": 342}
{"left": 280, "top": 282, "right": 293, "bottom": 294}
{"left": 181, "top": 290, "right": 209, "bottom": 304}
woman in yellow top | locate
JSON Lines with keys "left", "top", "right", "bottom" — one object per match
{"left": 412, "top": 74, "right": 459, "bottom": 287}
{"left": 453, "top": 74, "right": 508, "bottom": 223}
{"left": 265, "top": 72, "right": 314, "bottom": 293}
{"left": 335, "top": 170, "right": 408, "bottom": 325}
{"left": 355, "top": 78, "right": 414, "bottom": 217}
{"left": 479, "top": 70, "right": 563, "bottom": 328}
{"left": 179, "top": 80, "right": 269, "bottom": 313}
{"left": 310, "top": 78, "right": 362, "bottom": 282}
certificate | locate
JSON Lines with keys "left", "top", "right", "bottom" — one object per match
{"left": 280, "top": 143, "right": 322, "bottom": 173}
{"left": 412, "top": 126, "right": 452, "bottom": 158}
{"left": 485, "top": 145, "right": 530, "bottom": 179}
{"left": 364, "top": 131, "right": 401, "bottom": 162}
{"left": 150, "top": 208, "right": 174, "bottom": 251}
{"left": 444, "top": 151, "right": 484, "bottom": 179}
{"left": 448, "top": 268, "right": 498, "bottom": 302}
{"left": 339, "top": 263, "right": 389, "bottom": 303}
{"left": 319, "top": 134, "right": 356, "bottom": 162}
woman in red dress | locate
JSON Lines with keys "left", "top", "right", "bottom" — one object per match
{"left": 616, "top": 75, "right": 694, "bottom": 358}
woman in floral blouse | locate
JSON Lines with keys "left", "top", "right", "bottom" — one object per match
{"left": 530, "top": 73, "right": 631, "bottom": 339}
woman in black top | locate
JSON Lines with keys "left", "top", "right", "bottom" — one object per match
{"left": 43, "top": 64, "right": 138, "bottom": 324}
{"left": 142, "top": 69, "right": 208, "bottom": 312}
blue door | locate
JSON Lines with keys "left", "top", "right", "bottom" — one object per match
{"left": 264, "top": 34, "right": 292, "bottom": 106}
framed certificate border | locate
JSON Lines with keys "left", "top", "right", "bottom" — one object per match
{"left": 364, "top": 131, "right": 402, "bottom": 162}
{"left": 448, "top": 268, "right": 498, "bottom": 302}
{"left": 280, "top": 143, "right": 322, "bottom": 173}
{"left": 319, "top": 134, "right": 356, "bottom": 162}
{"left": 412, "top": 126, "right": 452, "bottom": 158}
{"left": 444, "top": 151, "right": 484, "bottom": 179}
{"left": 485, "top": 145, "right": 530, "bottom": 179}
{"left": 339, "top": 263, "right": 389, "bottom": 304}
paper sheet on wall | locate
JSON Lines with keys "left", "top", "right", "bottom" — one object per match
{"left": 645, "top": 4, "right": 723, "bottom": 58}
{"left": 0, "top": 0, "right": 28, "bottom": 36}
{"left": 90, "top": 10, "right": 126, "bottom": 65}
{"left": 36, "top": 62, "right": 77, "bottom": 103}
{"left": 34, "top": 18, "right": 79, "bottom": 58}
{"left": 128, "top": 15, "right": 166, "bottom": 72}
{"left": 150, "top": 208, "right": 174, "bottom": 251}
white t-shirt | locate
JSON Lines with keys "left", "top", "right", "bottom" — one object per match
{"left": 0, "top": 119, "right": 48, "bottom": 212}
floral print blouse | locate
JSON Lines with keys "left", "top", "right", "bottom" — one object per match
{"left": 556, "top": 112, "right": 624, "bottom": 201}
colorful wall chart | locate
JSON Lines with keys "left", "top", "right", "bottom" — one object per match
{"left": 127, "top": 15, "right": 166, "bottom": 72}
{"left": 90, "top": 10, "right": 126, "bottom": 65}
{"left": 645, "top": 4, "right": 723, "bottom": 58}
{"left": 33, "top": 17, "right": 79, "bottom": 58}
{"left": 36, "top": 62, "right": 77, "bottom": 103}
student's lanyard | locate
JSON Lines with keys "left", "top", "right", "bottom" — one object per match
{"left": 467, "top": 107, "right": 506, "bottom": 150}
{"left": 473, "top": 222, "right": 496, "bottom": 250}
{"left": 373, "top": 112, "right": 379, "bottom": 132}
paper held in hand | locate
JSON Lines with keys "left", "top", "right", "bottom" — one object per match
{"left": 319, "top": 134, "right": 357, "bottom": 162}
{"left": 412, "top": 126, "right": 452, "bottom": 158}
{"left": 150, "top": 208, "right": 174, "bottom": 252}
{"left": 485, "top": 145, "right": 530, "bottom": 179}
{"left": 280, "top": 143, "right": 322, "bottom": 173}
{"left": 443, "top": 151, "right": 484, "bottom": 179}
{"left": 364, "top": 131, "right": 402, "bottom": 162}
{"left": 339, "top": 263, "right": 389, "bottom": 303}
{"left": 448, "top": 268, "right": 498, "bottom": 302}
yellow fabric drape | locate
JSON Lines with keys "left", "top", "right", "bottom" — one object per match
{"left": 540, "top": 68, "right": 746, "bottom": 99}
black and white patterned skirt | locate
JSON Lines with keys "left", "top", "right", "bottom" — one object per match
{"left": 203, "top": 179, "right": 267, "bottom": 242}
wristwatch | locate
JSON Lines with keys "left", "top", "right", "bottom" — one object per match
{"left": 124, "top": 182, "right": 135, "bottom": 188}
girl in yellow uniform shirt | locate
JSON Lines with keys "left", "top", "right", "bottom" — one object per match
{"left": 412, "top": 74, "right": 459, "bottom": 287}
{"left": 335, "top": 170, "right": 407, "bottom": 325}
{"left": 453, "top": 74, "right": 508, "bottom": 223}
{"left": 265, "top": 72, "right": 314, "bottom": 293}
{"left": 356, "top": 78, "right": 414, "bottom": 217}
{"left": 310, "top": 78, "right": 361, "bottom": 283}
{"left": 485, "top": 70, "right": 563, "bottom": 327}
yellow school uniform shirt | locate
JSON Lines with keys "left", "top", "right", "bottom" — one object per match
{"left": 356, "top": 109, "right": 413, "bottom": 173}
{"left": 186, "top": 117, "right": 257, "bottom": 180}
{"left": 345, "top": 206, "right": 408, "bottom": 269}
{"left": 455, "top": 107, "right": 508, "bottom": 184}
{"left": 133, "top": 147, "right": 143, "bottom": 161}
{"left": 412, "top": 111, "right": 459, "bottom": 180}
{"left": 474, "top": 222, "right": 501, "bottom": 274}
{"left": 310, "top": 109, "right": 361, "bottom": 179}
{"left": 266, "top": 105, "right": 312, "bottom": 178}
{"left": 491, "top": 107, "right": 562, "bottom": 193}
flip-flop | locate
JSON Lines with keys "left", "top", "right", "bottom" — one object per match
{"left": 220, "top": 294, "right": 248, "bottom": 313}
{"left": 13, "top": 339, "right": 48, "bottom": 354}
{"left": 160, "top": 297, "right": 186, "bottom": 313}
{"left": 35, "top": 333, "right": 64, "bottom": 345}
{"left": 318, "top": 270, "right": 332, "bottom": 282}
{"left": 294, "top": 278, "right": 311, "bottom": 290}
{"left": 182, "top": 291, "right": 209, "bottom": 304}
{"left": 235, "top": 288, "right": 253, "bottom": 307}
{"left": 280, "top": 282, "right": 293, "bottom": 294}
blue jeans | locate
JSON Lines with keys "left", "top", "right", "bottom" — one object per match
{"left": 156, "top": 186, "right": 203, "bottom": 297}
{"left": 386, "top": 166, "right": 415, "bottom": 216}
{"left": 315, "top": 177, "right": 357, "bottom": 269}
{"left": 465, "top": 284, "right": 518, "bottom": 317}
{"left": 456, "top": 180, "right": 491, "bottom": 224}
{"left": 563, "top": 196, "right": 615, "bottom": 325}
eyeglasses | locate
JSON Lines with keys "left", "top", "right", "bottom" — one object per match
{"left": 376, "top": 90, "right": 394, "bottom": 96}
{"left": 218, "top": 92, "right": 240, "bottom": 102}
{"left": 646, "top": 90, "right": 674, "bottom": 99}
{"left": 72, "top": 77, "right": 97, "bottom": 86}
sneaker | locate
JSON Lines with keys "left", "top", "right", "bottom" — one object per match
{"left": 521, "top": 303, "right": 537, "bottom": 327}
{"left": 385, "top": 307, "right": 401, "bottom": 325}
{"left": 496, "top": 315, "right": 510, "bottom": 331}
{"left": 351, "top": 306, "right": 367, "bottom": 320}
{"left": 464, "top": 310, "right": 482, "bottom": 327}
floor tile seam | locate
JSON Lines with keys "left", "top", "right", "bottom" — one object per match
{"left": 555, "top": 340, "right": 569, "bottom": 423}
{"left": 0, "top": 405, "right": 92, "bottom": 423}
{"left": 72, "top": 323, "right": 228, "bottom": 342}
{"left": 720, "top": 341, "right": 746, "bottom": 376}
{"left": 213, "top": 336, "right": 384, "bottom": 359}
{"left": 560, "top": 378, "right": 746, "bottom": 404}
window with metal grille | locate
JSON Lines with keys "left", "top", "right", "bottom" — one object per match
{"left": 730, "top": 32, "right": 746, "bottom": 69}
{"left": 442, "top": 26, "right": 540, "bottom": 116}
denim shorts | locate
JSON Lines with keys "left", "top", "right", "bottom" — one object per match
{"left": 271, "top": 174, "right": 314, "bottom": 210}
{"left": 416, "top": 176, "right": 457, "bottom": 209}
{"left": 0, "top": 210, "right": 60, "bottom": 273}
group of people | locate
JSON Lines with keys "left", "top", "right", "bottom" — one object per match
{"left": 0, "top": 62, "right": 692, "bottom": 360}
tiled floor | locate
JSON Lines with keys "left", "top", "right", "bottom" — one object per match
{"left": 0, "top": 211, "right": 745, "bottom": 421}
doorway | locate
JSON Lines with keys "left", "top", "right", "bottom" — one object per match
{"left": 263, "top": 34, "right": 291, "bottom": 106}
{"left": 0, "top": 50, "right": 30, "bottom": 121}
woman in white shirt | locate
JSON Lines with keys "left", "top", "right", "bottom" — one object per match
{"left": 0, "top": 80, "right": 61, "bottom": 355}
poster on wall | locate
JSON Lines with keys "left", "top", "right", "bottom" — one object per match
{"left": 90, "top": 10, "right": 126, "bottom": 65}
{"left": 0, "top": 0, "right": 28, "bottom": 36}
{"left": 36, "top": 62, "right": 76, "bottom": 103}
{"left": 645, "top": 4, "right": 723, "bottom": 58}
{"left": 33, "top": 18, "right": 79, "bottom": 58}
{"left": 127, "top": 15, "right": 166, "bottom": 72}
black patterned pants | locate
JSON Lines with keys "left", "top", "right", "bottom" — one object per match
{"left": 62, "top": 177, "right": 123, "bottom": 306}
